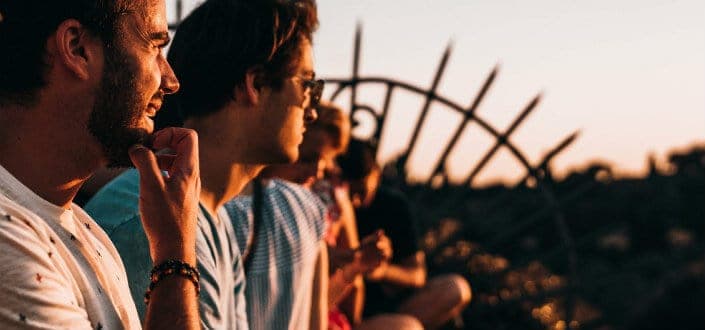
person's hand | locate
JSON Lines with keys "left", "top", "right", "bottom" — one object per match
{"left": 128, "top": 128, "right": 200, "bottom": 266}
{"left": 361, "top": 230, "right": 393, "bottom": 280}
{"left": 376, "top": 231, "right": 393, "bottom": 261}
{"left": 355, "top": 230, "right": 393, "bottom": 274}
{"left": 365, "top": 260, "right": 388, "bottom": 281}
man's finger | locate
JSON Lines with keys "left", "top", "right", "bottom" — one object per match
{"left": 152, "top": 128, "right": 199, "bottom": 180}
{"left": 152, "top": 128, "right": 197, "bottom": 156}
{"left": 129, "top": 144, "right": 165, "bottom": 191}
{"left": 361, "top": 233, "right": 378, "bottom": 245}
{"left": 156, "top": 154, "right": 177, "bottom": 172}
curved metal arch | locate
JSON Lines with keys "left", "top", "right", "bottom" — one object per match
{"left": 322, "top": 25, "right": 581, "bottom": 325}
{"left": 325, "top": 78, "right": 543, "bottom": 185}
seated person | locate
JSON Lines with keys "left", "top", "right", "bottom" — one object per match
{"left": 338, "top": 140, "right": 472, "bottom": 329}
{"left": 224, "top": 177, "right": 327, "bottom": 330}
{"left": 84, "top": 0, "right": 321, "bottom": 328}
{"left": 260, "top": 102, "right": 422, "bottom": 329}
{"left": 0, "top": 0, "right": 200, "bottom": 328}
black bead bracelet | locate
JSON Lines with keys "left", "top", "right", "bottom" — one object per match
{"left": 144, "top": 259, "right": 200, "bottom": 305}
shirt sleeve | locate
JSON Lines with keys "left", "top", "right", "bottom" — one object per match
{"left": 196, "top": 224, "right": 227, "bottom": 330}
{"left": 305, "top": 189, "right": 329, "bottom": 243}
{"left": 0, "top": 211, "right": 93, "bottom": 330}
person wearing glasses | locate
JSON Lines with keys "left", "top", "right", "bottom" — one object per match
{"left": 231, "top": 102, "right": 423, "bottom": 330}
{"left": 84, "top": 0, "right": 321, "bottom": 328}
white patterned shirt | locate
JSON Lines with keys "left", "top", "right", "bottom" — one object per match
{"left": 0, "top": 165, "right": 141, "bottom": 329}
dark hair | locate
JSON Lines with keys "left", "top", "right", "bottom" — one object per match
{"left": 0, "top": 0, "right": 137, "bottom": 106}
{"left": 157, "top": 0, "right": 318, "bottom": 129}
{"left": 338, "top": 139, "right": 379, "bottom": 181}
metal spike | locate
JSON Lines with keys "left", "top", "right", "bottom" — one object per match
{"left": 463, "top": 93, "right": 543, "bottom": 186}
{"left": 426, "top": 65, "right": 499, "bottom": 184}
{"left": 350, "top": 24, "right": 362, "bottom": 114}
{"left": 403, "top": 43, "right": 453, "bottom": 169}
{"left": 543, "top": 130, "right": 580, "bottom": 162}
{"left": 176, "top": 0, "right": 183, "bottom": 23}
{"left": 505, "top": 93, "right": 542, "bottom": 135}
{"left": 516, "top": 130, "right": 581, "bottom": 186}
{"left": 373, "top": 84, "right": 395, "bottom": 149}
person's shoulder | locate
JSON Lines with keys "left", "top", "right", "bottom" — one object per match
{"left": 0, "top": 194, "right": 57, "bottom": 256}
{"left": 270, "top": 178, "right": 307, "bottom": 194}
{"left": 83, "top": 169, "right": 141, "bottom": 234}
{"left": 223, "top": 195, "right": 253, "bottom": 221}
{"left": 270, "top": 179, "right": 326, "bottom": 213}
{"left": 270, "top": 179, "right": 320, "bottom": 203}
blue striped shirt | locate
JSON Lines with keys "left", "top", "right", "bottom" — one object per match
{"left": 225, "top": 179, "right": 327, "bottom": 330}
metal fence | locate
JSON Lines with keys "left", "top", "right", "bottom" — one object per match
{"left": 167, "top": 2, "right": 704, "bottom": 328}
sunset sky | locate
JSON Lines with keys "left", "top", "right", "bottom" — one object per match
{"left": 170, "top": 0, "right": 705, "bottom": 186}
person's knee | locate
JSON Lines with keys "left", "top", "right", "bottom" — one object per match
{"left": 357, "top": 314, "right": 423, "bottom": 330}
{"left": 382, "top": 314, "right": 424, "bottom": 330}
{"left": 398, "top": 315, "right": 424, "bottom": 330}
{"left": 437, "top": 274, "right": 472, "bottom": 308}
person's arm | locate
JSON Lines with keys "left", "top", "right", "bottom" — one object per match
{"left": 326, "top": 183, "right": 363, "bottom": 323}
{"left": 309, "top": 241, "right": 329, "bottom": 330}
{"left": 367, "top": 251, "right": 427, "bottom": 289}
{"left": 333, "top": 185, "right": 360, "bottom": 250}
{"left": 338, "top": 272, "right": 365, "bottom": 325}
{"left": 329, "top": 231, "right": 392, "bottom": 324}
{"left": 129, "top": 128, "right": 201, "bottom": 330}
{"left": 327, "top": 247, "right": 361, "bottom": 307}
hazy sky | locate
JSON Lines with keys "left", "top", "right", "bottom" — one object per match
{"left": 169, "top": 0, "right": 705, "bottom": 186}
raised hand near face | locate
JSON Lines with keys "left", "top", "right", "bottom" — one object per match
{"left": 128, "top": 127, "right": 201, "bottom": 266}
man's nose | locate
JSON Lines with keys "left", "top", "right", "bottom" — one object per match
{"left": 304, "top": 106, "right": 318, "bottom": 124}
{"left": 159, "top": 55, "right": 180, "bottom": 95}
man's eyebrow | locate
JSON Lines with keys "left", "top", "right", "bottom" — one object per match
{"left": 149, "top": 31, "right": 171, "bottom": 47}
{"left": 301, "top": 70, "right": 316, "bottom": 79}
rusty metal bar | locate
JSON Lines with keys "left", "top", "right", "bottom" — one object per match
{"left": 426, "top": 65, "right": 499, "bottom": 185}
{"left": 463, "top": 93, "right": 542, "bottom": 186}
{"left": 517, "top": 131, "right": 580, "bottom": 186}
{"left": 372, "top": 83, "right": 395, "bottom": 148}
{"left": 401, "top": 44, "right": 453, "bottom": 169}
{"left": 177, "top": 0, "right": 183, "bottom": 22}
{"left": 328, "top": 82, "right": 350, "bottom": 102}
{"left": 350, "top": 25, "right": 362, "bottom": 123}
{"left": 168, "top": 0, "right": 184, "bottom": 30}
{"left": 325, "top": 78, "right": 503, "bottom": 140}
{"left": 349, "top": 104, "right": 378, "bottom": 134}
{"left": 326, "top": 78, "right": 546, "bottom": 187}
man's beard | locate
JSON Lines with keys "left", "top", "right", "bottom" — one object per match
{"left": 88, "top": 46, "right": 151, "bottom": 168}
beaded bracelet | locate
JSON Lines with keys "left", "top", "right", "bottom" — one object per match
{"left": 144, "top": 259, "right": 200, "bottom": 305}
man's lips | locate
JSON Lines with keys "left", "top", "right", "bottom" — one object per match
{"left": 146, "top": 101, "right": 162, "bottom": 117}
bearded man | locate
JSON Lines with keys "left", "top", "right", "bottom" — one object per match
{"left": 0, "top": 1, "right": 201, "bottom": 329}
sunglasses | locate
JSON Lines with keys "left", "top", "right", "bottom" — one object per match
{"left": 300, "top": 77, "right": 325, "bottom": 108}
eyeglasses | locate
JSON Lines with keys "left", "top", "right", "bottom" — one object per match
{"left": 299, "top": 77, "right": 324, "bottom": 108}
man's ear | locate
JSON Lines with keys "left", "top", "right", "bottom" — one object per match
{"left": 51, "top": 19, "right": 101, "bottom": 81}
{"left": 235, "top": 69, "right": 264, "bottom": 106}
